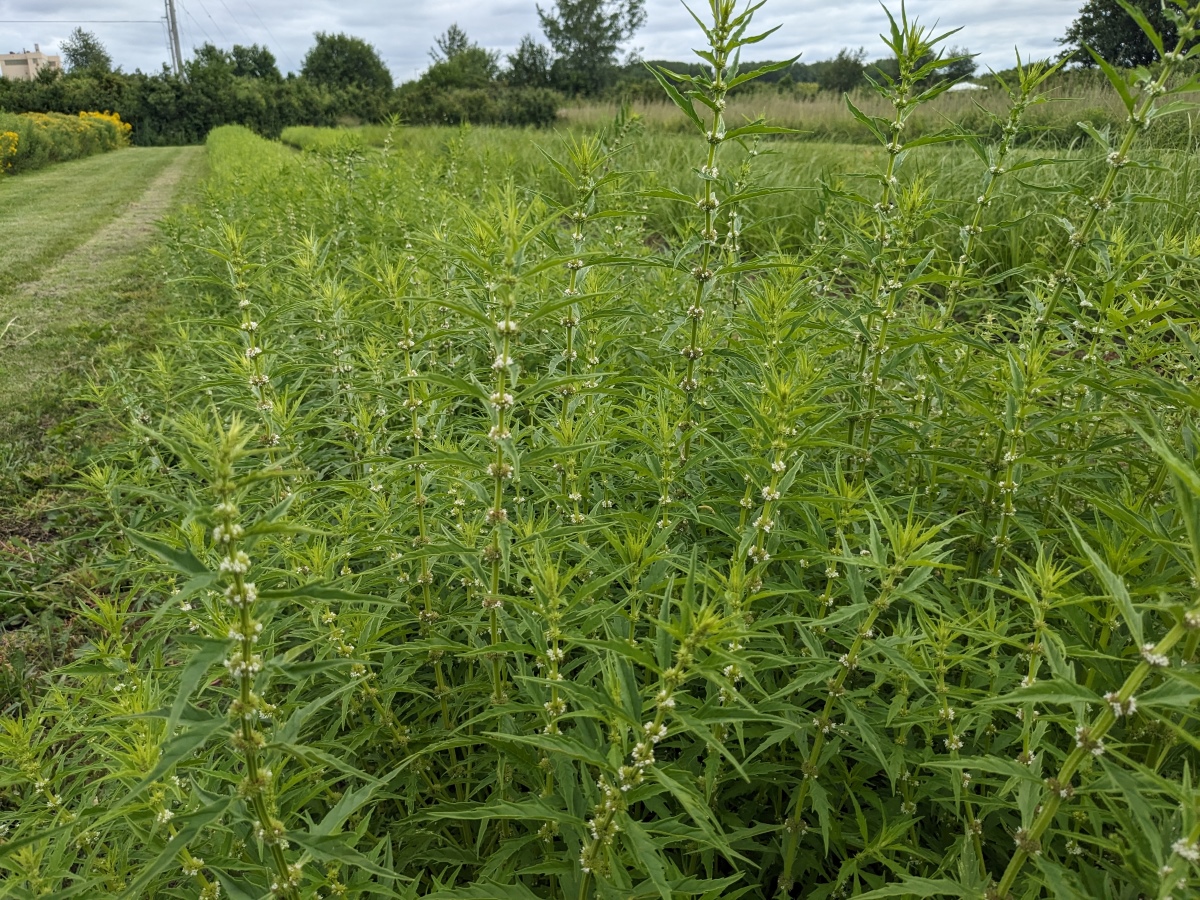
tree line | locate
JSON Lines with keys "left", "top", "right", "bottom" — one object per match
{"left": 0, "top": 0, "right": 1185, "bottom": 144}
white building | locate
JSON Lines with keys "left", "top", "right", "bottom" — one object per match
{"left": 1, "top": 46, "right": 63, "bottom": 81}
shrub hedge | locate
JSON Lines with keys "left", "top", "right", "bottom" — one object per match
{"left": 0, "top": 110, "right": 130, "bottom": 175}
{"left": 394, "top": 84, "right": 561, "bottom": 127}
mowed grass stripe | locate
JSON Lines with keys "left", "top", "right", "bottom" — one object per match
{"left": 0, "top": 148, "right": 186, "bottom": 293}
{"left": 0, "top": 146, "right": 204, "bottom": 437}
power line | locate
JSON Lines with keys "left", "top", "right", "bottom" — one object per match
{"left": 177, "top": 2, "right": 214, "bottom": 46}
{"left": 0, "top": 20, "right": 162, "bottom": 24}
{"left": 191, "top": 0, "right": 230, "bottom": 45}
{"left": 242, "top": 0, "right": 294, "bottom": 71}
{"left": 216, "top": 0, "right": 254, "bottom": 45}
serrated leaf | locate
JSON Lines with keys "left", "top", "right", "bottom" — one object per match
{"left": 1071, "top": 525, "right": 1143, "bottom": 647}
{"left": 120, "top": 797, "right": 232, "bottom": 898}
{"left": 855, "top": 877, "right": 967, "bottom": 898}
{"left": 126, "top": 530, "right": 210, "bottom": 576}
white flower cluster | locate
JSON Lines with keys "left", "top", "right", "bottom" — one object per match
{"left": 1141, "top": 643, "right": 1170, "bottom": 667}
{"left": 269, "top": 862, "right": 304, "bottom": 896}
{"left": 224, "top": 651, "right": 264, "bottom": 680}
{"left": 1074, "top": 725, "right": 1106, "bottom": 757}
{"left": 1173, "top": 838, "right": 1199, "bottom": 862}
{"left": 182, "top": 858, "right": 204, "bottom": 877}
{"left": 1104, "top": 691, "right": 1137, "bottom": 718}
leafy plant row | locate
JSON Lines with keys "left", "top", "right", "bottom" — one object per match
{"left": 2, "top": 2, "right": 1200, "bottom": 898}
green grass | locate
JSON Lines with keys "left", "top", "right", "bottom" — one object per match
{"left": 0, "top": 147, "right": 203, "bottom": 427}
{"left": 0, "top": 148, "right": 180, "bottom": 292}
{"left": 0, "top": 145, "right": 204, "bottom": 627}
{"left": 280, "top": 123, "right": 396, "bottom": 152}
{"left": 3, "top": 5, "right": 1200, "bottom": 898}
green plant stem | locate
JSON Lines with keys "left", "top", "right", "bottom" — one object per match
{"left": 993, "top": 615, "right": 1196, "bottom": 897}
{"left": 941, "top": 90, "right": 1033, "bottom": 324}
{"left": 1029, "top": 31, "right": 1194, "bottom": 351}
{"left": 780, "top": 579, "right": 898, "bottom": 889}
{"left": 212, "top": 440, "right": 296, "bottom": 898}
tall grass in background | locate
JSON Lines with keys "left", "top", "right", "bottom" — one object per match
{"left": 3, "top": 1, "right": 1200, "bottom": 898}
{"left": 561, "top": 76, "right": 1200, "bottom": 148}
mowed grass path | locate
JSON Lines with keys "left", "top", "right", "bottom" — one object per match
{"left": 0, "top": 147, "right": 203, "bottom": 439}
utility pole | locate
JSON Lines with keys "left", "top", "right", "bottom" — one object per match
{"left": 165, "top": 0, "right": 183, "bottom": 76}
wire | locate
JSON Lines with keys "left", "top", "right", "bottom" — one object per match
{"left": 242, "top": 0, "right": 294, "bottom": 71}
{"left": 191, "top": 0, "right": 230, "bottom": 45}
{"left": 0, "top": 20, "right": 161, "bottom": 24}
{"left": 217, "top": 0, "right": 254, "bottom": 45}
{"left": 177, "top": 2, "right": 214, "bottom": 47}
{"left": 160, "top": 17, "right": 173, "bottom": 69}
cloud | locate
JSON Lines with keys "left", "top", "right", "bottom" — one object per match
{"left": 3, "top": 1, "right": 1078, "bottom": 79}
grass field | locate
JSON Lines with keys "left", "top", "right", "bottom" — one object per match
{"left": 560, "top": 77, "right": 1200, "bottom": 148}
{"left": 0, "top": 146, "right": 203, "bottom": 671}
{"left": 0, "top": 147, "right": 202, "bottom": 426}
{"left": 3, "top": 4, "right": 1200, "bottom": 899}
{"left": 282, "top": 72, "right": 1200, "bottom": 153}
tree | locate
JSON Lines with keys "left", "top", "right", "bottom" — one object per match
{"left": 432, "top": 24, "right": 471, "bottom": 63}
{"left": 188, "top": 43, "right": 232, "bottom": 75}
{"left": 61, "top": 28, "right": 112, "bottom": 74}
{"left": 422, "top": 48, "right": 501, "bottom": 90}
{"left": 506, "top": 35, "right": 553, "bottom": 88}
{"left": 1060, "top": 0, "right": 1177, "bottom": 67}
{"left": 940, "top": 47, "right": 978, "bottom": 83}
{"left": 819, "top": 48, "right": 866, "bottom": 94}
{"left": 231, "top": 44, "right": 282, "bottom": 81}
{"left": 420, "top": 27, "right": 499, "bottom": 90}
{"left": 537, "top": 0, "right": 646, "bottom": 94}
{"left": 301, "top": 32, "right": 392, "bottom": 92}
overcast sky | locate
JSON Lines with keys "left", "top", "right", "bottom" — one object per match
{"left": 2, "top": 1, "right": 1082, "bottom": 80}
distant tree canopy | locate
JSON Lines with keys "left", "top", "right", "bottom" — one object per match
{"left": 784, "top": 45, "right": 975, "bottom": 95}
{"left": 301, "top": 32, "right": 393, "bottom": 93}
{"left": 1060, "top": 0, "right": 1178, "bottom": 67}
{"left": 864, "top": 47, "right": 976, "bottom": 88}
{"left": 537, "top": 0, "right": 647, "bottom": 94}
{"left": 231, "top": 44, "right": 282, "bottom": 81}
{"left": 60, "top": 28, "right": 113, "bottom": 74}
{"left": 394, "top": 25, "right": 558, "bottom": 127}
{"left": 0, "top": 30, "right": 404, "bottom": 146}
{"left": 182, "top": 43, "right": 281, "bottom": 83}
{"left": 420, "top": 26, "right": 501, "bottom": 90}
{"left": 820, "top": 48, "right": 867, "bottom": 94}
{"left": 507, "top": 35, "right": 554, "bottom": 88}
{"left": 431, "top": 24, "right": 472, "bottom": 63}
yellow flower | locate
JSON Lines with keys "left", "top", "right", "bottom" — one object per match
{"left": 0, "top": 131, "right": 18, "bottom": 172}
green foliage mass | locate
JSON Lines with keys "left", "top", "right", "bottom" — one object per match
{"left": 396, "top": 25, "right": 559, "bottom": 127}
{"left": 301, "top": 31, "right": 394, "bottom": 94}
{"left": 4, "top": 2, "right": 1200, "bottom": 899}
{"left": 1061, "top": 0, "right": 1184, "bottom": 67}
{"left": 59, "top": 27, "right": 113, "bottom": 75}
{"left": 538, "top": 0, "right": 648, "bottom": 95}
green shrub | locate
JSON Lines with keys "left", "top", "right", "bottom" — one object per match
{"left": 0, "top": 69, "right": 388, "bottom": 147}
{"left": 395, "top": 84, "right": 560, "bottom": 127}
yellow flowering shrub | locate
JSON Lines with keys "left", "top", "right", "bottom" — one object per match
{"left": 0, "top": 131, "right": 17, "bottom": 173}
{"left": 80, "top": 110, "right": 133, "bottom": 145}
{"left": 0, "top": 109, "right": 130, "bottom": 175}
